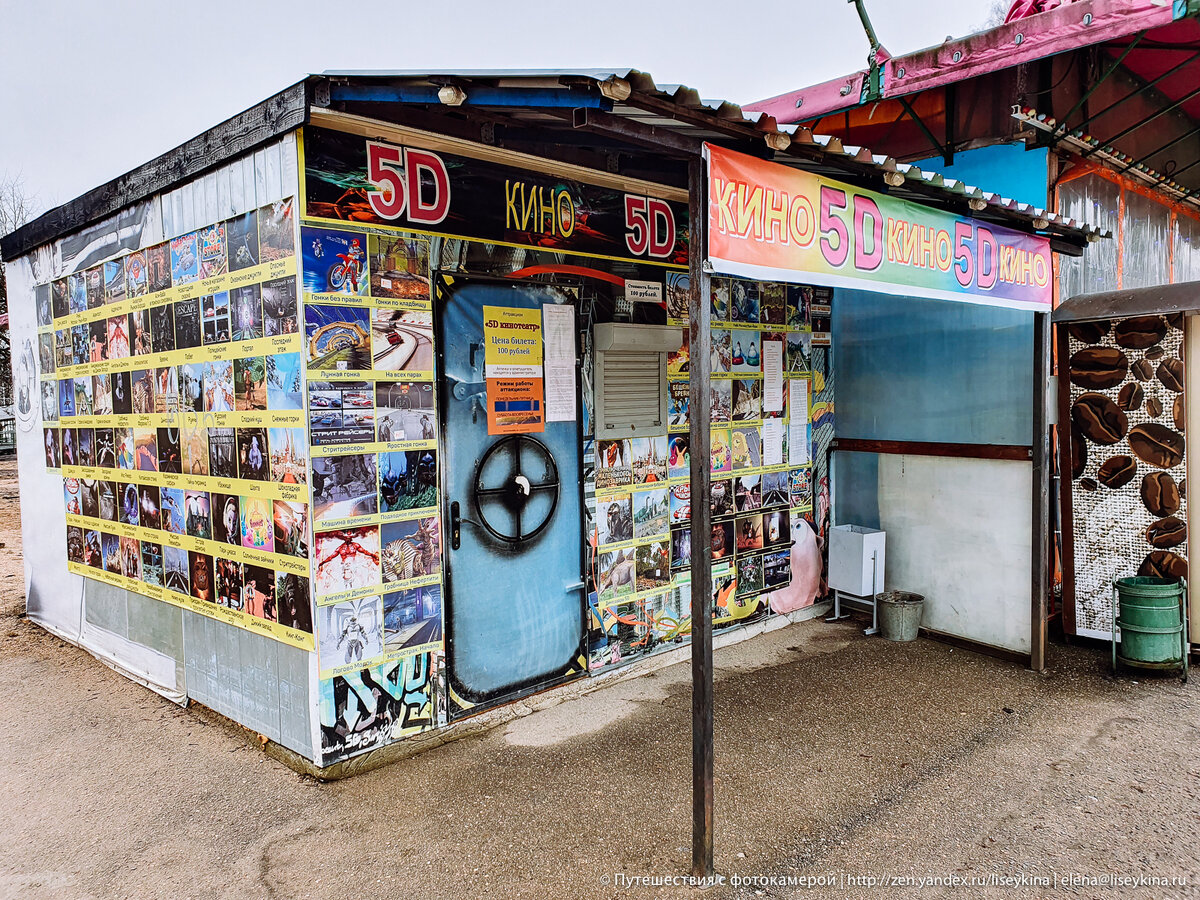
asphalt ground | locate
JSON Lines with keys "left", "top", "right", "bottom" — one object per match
{"left": 1, "top": 457, "right": 1197, "bottom": 899}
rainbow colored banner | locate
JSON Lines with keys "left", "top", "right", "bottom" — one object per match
{"left": 705, "top": 144, "right": 1052, "bottom": 311}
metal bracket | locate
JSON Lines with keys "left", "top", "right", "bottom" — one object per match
{"left": 449, "top": 376, "right": 487, "bottom": 401}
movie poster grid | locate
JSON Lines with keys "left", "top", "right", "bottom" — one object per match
{"left": 589, "top": 276, "right": 816, "bottom": 671}
{"left": 301, "top": 224, "right": 444, "bottom": 683}
{"left": 41, "top": 201, "right": 315, "bottom": 649}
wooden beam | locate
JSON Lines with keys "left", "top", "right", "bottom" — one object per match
{"left": 2, "top": 82, "right": 309, "bottom": 261}
{"left": 308, "top": 108, "right": 690, "bottom": 203}
{"left": 570, "top": 107, "right": 705, "bottom": 158}
{"left": 1055, "top": 324, "right": 1078, "bottom": 637}
{"left": 831, "top": 438, "right": 1032, "bottom": 461}
{"left": 1032, "top": 311, "right": 1051, "bottom": 673}
{"left": 686, "top": 155, "right": 714, "bottom": 880}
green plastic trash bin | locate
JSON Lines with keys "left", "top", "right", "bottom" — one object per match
{"left": 1112, "top": 576, "right": 1188, "bottom": 681}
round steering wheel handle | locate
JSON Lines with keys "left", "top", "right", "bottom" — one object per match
{"left": 471, "top": 434, "right": 560, "bottom": 544}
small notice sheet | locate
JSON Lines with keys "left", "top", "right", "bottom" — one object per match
{"left": 788, "top": 378, "right": 810, "bottom": 466}
{"left": 763, "top": 339, "right": 783, "bottom": 413}
{"left": 543, "top": 304, "right": 576, "bottom": 422}
{"left": 762, "top": 418, "right": 784, "bottom": 466}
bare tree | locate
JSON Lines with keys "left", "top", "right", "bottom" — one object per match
{"left": 0, "top": 174, "right": 36, "bottom": 413}
{"left": 0, "top": 174, "right": 35, "bottom": 239}
{"left": 978, "top": 0, "right": 1012, "bottom": 31}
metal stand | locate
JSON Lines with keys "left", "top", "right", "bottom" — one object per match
{"left": 826, "top": 591, "right": 851, "bottom": 622}
{"left": 827, "top": 550, "right": 879, "bottom": 635}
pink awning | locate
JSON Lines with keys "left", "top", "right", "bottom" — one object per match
{"left": 747, "top": 0, "right": 1179, "bottom": 125}
{"left": 749, "top": 70, "right": 868, "bottom": 124}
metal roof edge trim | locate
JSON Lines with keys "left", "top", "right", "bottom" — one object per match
{"left": 1054, "top": 279, "right": 1200, "bottom": 322}
{"left": 885, "top": 0, "right": 1176, "bottom": 99}
{"left": 1, "top": 81, "right": 309, "bottom": 262}
{"left": 1013, "top": 106, "right": 1200, "bottom": 213}
{"left": 744, "top": 0, "right": 1179, "bottom": 126}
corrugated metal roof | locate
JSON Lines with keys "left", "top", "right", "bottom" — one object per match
{"left": 4, "top": 68, "right": 1107, "bottom": 260}
{"left": 316, "top": 70, "right": 1108, "bottom": 243}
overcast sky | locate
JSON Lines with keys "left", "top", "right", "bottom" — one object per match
{"left": 1, "top": 0, "right": 999, "bottom": 221}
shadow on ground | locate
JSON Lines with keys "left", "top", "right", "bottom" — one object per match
{"left": 0, "top": 444, "right": 1195, "bottom": 900}
{"left": 4, "top": 590, "right": 1198, "bottom": 899}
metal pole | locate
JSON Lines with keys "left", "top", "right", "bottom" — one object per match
{"left": 896, "top": 97, "right": 948, "bottom": 162}
{"left": 1072, "top": 47, "right": 1200, "bottom": 134}
{"left": 1084, "top": 82, "right": 1200, "bottom": 157}
{"left": 1123, "top": 120, "right": 1200, "bottom": 175}
{"left": 1031, "top": 311, "right": 1050, "bottom": 673}
{"left": 1158, "top": 154, "right": 1200, "bottom": 192}
{"left": 686, "top": 154, "right": 714, "bottom": 879}
{"left": 1051, "top": 32, "right": 1145, "bottom": 139}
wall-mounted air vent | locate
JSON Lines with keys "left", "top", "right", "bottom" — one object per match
{"left": 593, "top": 324, "right": 682, "bottom": 439}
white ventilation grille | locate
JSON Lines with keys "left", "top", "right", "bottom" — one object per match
{"left": 595, "top": 349, "right": 667, "bottom": 437}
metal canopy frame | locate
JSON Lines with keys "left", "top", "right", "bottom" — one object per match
{"left": 1051, "top": 31, "right": 1147, "bottom": 139}
{"left": 745, "top": 6, "right": 1200, "bottom": 212}
{"left": 1084, "top": 82, "right": 1200, "bottom": 158}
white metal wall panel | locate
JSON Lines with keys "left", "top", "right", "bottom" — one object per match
{"left": 10, "top": 133, "right": 313, "bottom": 758}
{"left": 874, "top": 455, "right": 1033, "bottom": 655}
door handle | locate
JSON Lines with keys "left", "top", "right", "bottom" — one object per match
{"left": 450, "top": 500, "right": 484, "bottom": 550}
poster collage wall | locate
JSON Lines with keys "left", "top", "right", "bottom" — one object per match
{"left": 34, "top": 199, "right": 316, "bottom": 649}
{"left": 297, "top": 223, "right": 447, "bottom": 761}
{"left": 586, "top": 275, "right": 822, "bottom": 671}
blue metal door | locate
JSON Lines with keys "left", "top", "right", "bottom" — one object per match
{"left": 438, "top": 279, "right": 584, "bottom": 713}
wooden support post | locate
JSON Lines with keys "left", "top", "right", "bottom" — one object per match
{"left": 1032, "top": 311, "right": 1050, "bottom": 673}
{"left": 686, "top": 154, "right": 714, "bottom": 878}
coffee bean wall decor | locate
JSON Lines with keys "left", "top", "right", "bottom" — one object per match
{"left": 1097, "top": 455, "right": 1136, "bottom": 489}
{"left": 1067, "top": 317, "right": 1187, "bottom": 639}
{"left": 1072, "top": 393, "right": 1128, "bottom": 445}
{"left": 1117, "top": 383, "right": 1144, "bottom": 410}
{"left": 1158, "top": 357, "right": 1184, "bottom": 392}
{"left": 1067, "top": 321, "right": 1108, "bottom": 344}
{"left": 1139, "top": 550, "right": 1188, "bottom": 579}
{"left": 1114, "top": 316, "right": 1167, "bottom": 349}
{"left": 1128, "top": 423, "right": 1185, "bottom": 469}
{"left": 1146, "top": 516, "right": 1187, "bottom": 549}
{"left": 1141, "top": 472, "right": 1180, "bottom": 517}
{"left": 1068, "top": 347, "right": 1128, "bottom": 389}
{"left": 1071, "top": 423, "right": 1087, "bottom": 479}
